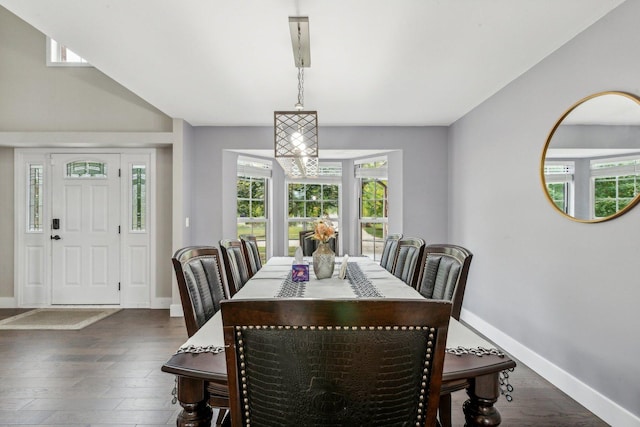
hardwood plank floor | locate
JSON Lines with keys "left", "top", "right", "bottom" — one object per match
{"left": 0, "top": 309, "right": 607, "bottom": 426}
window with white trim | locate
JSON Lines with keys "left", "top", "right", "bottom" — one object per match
{"left": 286, "top": 162, "right": 341, "bottom": 256}
{"left": 47, "top": 37, "right": 91, "bottom": 66}
{"left": 27, "top": 164, "right": 44, "bottom": 232}
{"left": 356, "top": 157, "right": 388, "bottom": 260}
{"left": 544, "top": 161, "right": 574, "bottom": 215}
{"left": 131, "top": 165, "right": 147, "bottom": 231}
{"left": 237, "top": 156, "right": 271, "bottom": 263}
{"left": 591, "top": 157, "right": 640, "bottom": 218}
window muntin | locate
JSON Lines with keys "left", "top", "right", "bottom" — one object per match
{"left": 591, "top": 157, "right": 640, "bottom": 218}
{"left": 287, "top": 182, "right": 340, "bottom": 256}
{"left": 131, "top": 165, "right": 146, "bottom": 231}
{"left": 28, "top": 164, "right": 44, "bottom": 232}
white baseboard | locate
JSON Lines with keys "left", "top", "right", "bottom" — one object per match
{"left": 151, "top": 297, "right": 172, "bottom": 309}
{"left": 169, "top": 303, "right": 184, "bottom": 317}
{"left": 460, "top": 308, "right": 640, "bottom": 427}
{"left": 0, "top": 297, "right": 16, "bottom": 307}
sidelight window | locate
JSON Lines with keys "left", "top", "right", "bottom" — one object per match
{"left": 27, "top": 164, "right": 44, "bottom": 232}
{"left": 131, "top": 165, "right": 147, "bottom": 231}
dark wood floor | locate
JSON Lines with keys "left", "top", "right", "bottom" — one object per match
{"left": 0, "top": 309, "right": 607, "bottom": 426}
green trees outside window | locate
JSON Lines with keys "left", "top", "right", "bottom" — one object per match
{"left": 594, "top": 174, "right": 639, "bottom": 218}
{"left": 360, "top": 178, "right": 388, "bottom": 260}
{"left": 546, "top": 182, "right": 568, "bottom": 213}
{"left": 28, "top": 165, "right": 43, "bottom": 232}
{"left": 237, "top": 175, "right": 268, "bottom": 262}
{"left": 287, "top": 183, "right": 339, "bottom": 255}
{"left": 132, "top": 165, "right": 146, "bottom": 231}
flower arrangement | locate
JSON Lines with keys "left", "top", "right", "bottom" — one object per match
{"left": 309, "top": 218, "right": 336, "bottom": 244}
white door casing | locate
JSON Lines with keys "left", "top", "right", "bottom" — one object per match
{"left": 50, "top": 153, "right": 121, "bottom": 304}
{"left": 14, "top": 148, "right": 157, "bottom": 308}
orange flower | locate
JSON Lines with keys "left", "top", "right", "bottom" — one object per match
{"left": 309, "top": 218, "right": 336, "bottom": 243}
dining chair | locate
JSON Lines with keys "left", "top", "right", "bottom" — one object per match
{"left": 391, "top": 237, "right": 425, "bottom": 288}
{"left": 299, "top": 229, "right": 339, "bottom": 256}
{"left": 379, "top": 233, "right": 402, "bottom": 272}
{"left": 222, "top": 298, "right": 452, "bottom": 427}
{"left": 171, "top": 246, "right": 230, "bottom": 426}
{"left": 415, "top": 243, "right": 473, "bottom": 427}
{"left": 171, "top": 246, "right": 230, "bottom": 337}
{"left": 239, "top": 235, "right": 262, "bottom": 278}
{"left": 219, "top": 239, "right": 251, "bottom": 297}
{"left": 416, "top": 244, "right": 473, "bottom": 320}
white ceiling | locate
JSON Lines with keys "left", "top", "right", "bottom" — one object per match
{"left": 0, "top": 0, "right": 627, "bottom": 127}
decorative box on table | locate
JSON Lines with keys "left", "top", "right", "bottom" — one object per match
{"left": 292, "top": 262, "right": 309, "bottom": 282}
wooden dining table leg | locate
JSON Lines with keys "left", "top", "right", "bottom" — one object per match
{"left": 462, "top": 372, "right": 503, "bottom": 426}
{"left": 175, "top": 376, "right": 212, "bottom": 427}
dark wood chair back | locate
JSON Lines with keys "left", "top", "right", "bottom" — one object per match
{"left": 416, "top": 244, "right": 473, "bottom": 320}
{"left": 171, "top": 246, "right": 229, "bottom": 337}
{"left": 222, "top": 299, "right": 451, "bottom": 427}
{"left": 392, "top": 237, "right": 425, "bottom": 288}
{"left": 239, "top": 235, "right": 262, "bottom": 278}
{"left": 299, "top": 230, "right": 339, "bottom": 256}
{"left": 379, "top": 233, "right": 402, "bottom": 272}
{"left": 219, "top": 239, "right": 251, "bottom": 297}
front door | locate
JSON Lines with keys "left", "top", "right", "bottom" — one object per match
{"left": 51, "top": 154, "right": 121, "bottom": 304}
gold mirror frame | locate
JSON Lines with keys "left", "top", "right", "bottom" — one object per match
{"left": 541, "top": 91, "right": 640, "bottom": 223}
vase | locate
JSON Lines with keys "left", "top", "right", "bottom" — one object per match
{"left": 312, "top": 242, "right": 335, "bottom": 279}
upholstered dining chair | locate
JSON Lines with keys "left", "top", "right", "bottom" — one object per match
{"left": 391, "top": 237, "right": 425, "bottom": 288}
{"left": 415, "top": 244, "right": 473, "bottom": 427}
{"left": 299, "top": 229, "right": 339, "bottom": 256}
{"left": 416, "top": 244, "right": 473, "bottom": 320}
{"left": 219, "top": 239, "right": 251, "bottom": 297}
{"left": 239, "top": 235, "right": 262, "bottom": 278}
{"left": 222, "top": 298, "right": 452, "bottom": 427}
{"left": 171, "top": 246, "right": 230, "bottom": 337}
{"left": 171, "top": 246, "right": 230, "bottom": 426}
{"left": 379, "top": 233, "right": 402, "bottom": 272}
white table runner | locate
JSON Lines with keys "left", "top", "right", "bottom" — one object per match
{"left": 178, "top": 256, "right": 496, "bottom": 352}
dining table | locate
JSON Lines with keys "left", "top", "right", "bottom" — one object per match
{"left": 162, "top": 256, "right": 516, "bottom": 426}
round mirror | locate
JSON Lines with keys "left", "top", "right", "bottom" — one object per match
{"left": 541, "top": 91, "right": 640, "bottom": 222}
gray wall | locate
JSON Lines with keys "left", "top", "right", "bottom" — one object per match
{"left": 0, "top": 148, "right": 13, "bottom": 298}
{"left": 0, "top": 6, "right": 172, "bottom": 132}
{"left": 449, "top": 0, "right": 640, "bottom": 419}
{"left": 189, "top": 126, "right": 449, "bottom": 250}
{"left": 156, "top": 146, "right": 173, "bottom": 298}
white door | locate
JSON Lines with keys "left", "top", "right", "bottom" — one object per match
{"left": 51, "top": 154, "right": 121, "bottom": 304}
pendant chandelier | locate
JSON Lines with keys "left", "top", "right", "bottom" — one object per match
{"left": 274, "top": 16, "right": 318, "bottom": 178}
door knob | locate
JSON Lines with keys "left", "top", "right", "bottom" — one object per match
{"left": 50, "top": 235, "right": 61, "bottom": 240}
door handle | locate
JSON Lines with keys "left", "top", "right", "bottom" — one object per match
{"left": 50, "top": 235, "right": 61, "bottom": 240}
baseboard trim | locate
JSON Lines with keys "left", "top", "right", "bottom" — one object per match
{"left": 459, "top": 308, "right": 639, "bottom": 427}
{"left": 151, "top": 297, "right": 171, "bottom": 309}
{"left": 169, "top": 303, "right": 184, "bottom": 317}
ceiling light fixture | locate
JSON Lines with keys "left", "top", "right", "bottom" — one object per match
{"left": 274, "top": 16, "right": 318, "bottom": 178}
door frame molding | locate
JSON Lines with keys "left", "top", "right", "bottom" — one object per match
{"left": 14, "top": 148, "right": 157, "bottom": 308}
